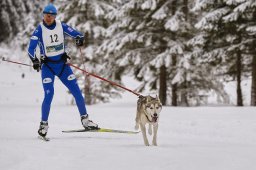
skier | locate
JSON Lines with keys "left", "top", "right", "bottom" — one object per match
{"left": 28, "top": 3, "right": 98, "bottom": 138}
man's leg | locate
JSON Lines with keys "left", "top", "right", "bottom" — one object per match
{"left": 41, "top": 64, "right": 55, "bottom": 122}
{"left": 59, "top": 65, "right": 87, "bottom": 116}
{"left": 59, "top": 65, "right": 98, "bottom": 128}
{"left": 38, "top": 64, "right": 55, "bottom": 137}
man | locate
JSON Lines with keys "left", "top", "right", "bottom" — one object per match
{"left": 28, "top": 3, "right": 98, "bottom": 138}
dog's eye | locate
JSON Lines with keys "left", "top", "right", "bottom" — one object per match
{"left": 150, "top": 107, "right": 153, "bottom": 110}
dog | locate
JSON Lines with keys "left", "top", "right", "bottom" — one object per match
{"left": 135, "top": 95, "right": 162, "bottom": 146}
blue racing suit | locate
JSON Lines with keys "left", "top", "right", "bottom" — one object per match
{"left": 28, "top": 20, "right": 87, "bottom": 122}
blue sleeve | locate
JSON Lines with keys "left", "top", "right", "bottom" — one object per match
{"left": 28, "top": 26, "right": 42, "bottom": 61}
{"left": 62, "top": 22, "right": 84, "bottom": 39}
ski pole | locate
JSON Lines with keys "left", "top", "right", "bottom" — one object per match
{"left": 1, "top": 57, "right": 141, "bottom": 97}
{"left": 2, "top": 57, "right": 32, "bottom": 67}
{"left": 68, "top": 63, "right": 141, "bottom": 97}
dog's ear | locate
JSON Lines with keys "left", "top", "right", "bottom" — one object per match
{"left": 146, "top": 95, "right": 151, "bottom": 102}
{"left": 156, "top": 95, "right": 159, "bottom": 100}
{"left": 156, "top": 95, "right": 161, "bottom": 103}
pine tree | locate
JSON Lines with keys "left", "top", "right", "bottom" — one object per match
{"left": 192, "top": 0, "right": 256, "bottom": 106}
{"left": 98, "top": 0, "right": 222, "bottom": 106}
{"left": 232, "top": 0, "right": 256, "bottom": 106}
{"left": 0, "top": 0, "right": 24, "bottom": 42}
{"left": 0, "top": 0, "right": 48, "bottom": 63}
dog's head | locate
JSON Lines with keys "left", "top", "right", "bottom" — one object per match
{"left": 143, "top": 95, "right": 162, "bottom": 123}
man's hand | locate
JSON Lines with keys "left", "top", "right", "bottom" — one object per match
{"left": 32, "top": 58, "right": 40, "bottom": 72}
{"left": 40, "top": 55, "right": 48, "bottom": 64}
{"left": 61, "top": 52, "right": 71, "bottom": 63}
{"left": 75, "top": 36, "right": 84, "bottom": 46}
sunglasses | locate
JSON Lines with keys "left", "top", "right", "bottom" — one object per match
{"left": 43, "top": 13, "right": 57, "bottom": 18}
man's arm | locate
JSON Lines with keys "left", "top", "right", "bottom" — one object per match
{"left": 62, "top": 22, "right": 84, "bottom": 40}
{"left": 28, "top": 26, "right": 41, "bottom": 60}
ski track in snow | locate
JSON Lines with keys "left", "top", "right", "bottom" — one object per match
{"left": 1, "top": 63, "right": 256, "bottom": 170}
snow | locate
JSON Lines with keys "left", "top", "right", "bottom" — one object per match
{"left": 141, "top": 0, "right": 157, "bottom": 10}
{"left": 195, "top": 7, "right": 230, "bottom": 30}
{"left": 226, "top": 0, "right": 247, "bottom": 5}
{"left": 234, "top": 1, "right": 250, "bottom": 13}
{"left": 246, "top": 26, "right": 256, "bottom": 34}
{"left": 93, "top": 3, "right": 105, "bottom": 17}
{"left": 152, "top": 7, "right": 167, "bottom": 20}
{"left": 1, "top": 63, "right": 256, "bottom": 170}
{"left": 165, "top": 15, "right": 179, "bottom": 31}
{"left": 222, "top": 12, "right": 239, "bottom": 22}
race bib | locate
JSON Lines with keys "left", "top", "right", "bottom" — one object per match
{"left": 41, "top": 20, "right": 64, "bottom": 57}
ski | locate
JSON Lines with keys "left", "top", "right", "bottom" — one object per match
{"left": 62, "top": 128, "right": 140, "bottom": 134}
{"left": 38, "top": 135, "right": 50, "bottom": 141}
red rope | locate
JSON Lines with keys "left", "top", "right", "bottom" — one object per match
{"left": 68, "top": 63, "right": 141, "bottom": 97}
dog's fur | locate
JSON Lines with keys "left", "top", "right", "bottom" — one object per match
{"left": 135, "top": 95, "right": 162, "bottom": 146}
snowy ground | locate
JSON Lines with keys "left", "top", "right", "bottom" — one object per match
{"left": 1, "top": 63, "right": 256, "bottom": 170}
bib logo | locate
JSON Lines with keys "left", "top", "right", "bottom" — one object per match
{"left": 67, "top": 74, "right": 76, "bottom": 81}
{"left": 43, "top": 78, "right": 52, "bottom": 84}
{"left": 31, "top": 36, "right": 38, "bottom": 40}
{"left": 46, "top": 43, "right": 64, "bottom": 53}
{"left": 68, "top": 27, "right": 74, "bottom": 32}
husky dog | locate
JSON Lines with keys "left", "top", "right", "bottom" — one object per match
{"left": 135, "top": 95, "right": 162, "bottom": 146}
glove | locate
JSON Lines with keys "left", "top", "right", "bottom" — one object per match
{"left": 75, "top": 36, "right": 84, "bottom": 46}
{"left": 40, "top": 55, "right": 48, "bottom": 64}
{"left": 32, "top": 58, "right": 40, "bottom": 72}
{"left": 61, "top": 52, "right": 71, "bottom": 63}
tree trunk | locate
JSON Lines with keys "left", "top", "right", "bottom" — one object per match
{"left": 251, "top": 56, "right": 256, "bottom": 106}
{"left": 183, "top": 0, "right": 188, "bottom": 21}
{"left": 236, "top": 50, "right": 243, "bottom": 106}
{"left": 180, "top": 74, "right": 189, "bottom": 106}
{"left": 171, "top": 1, "right": 178, "bottom": 106}
{"left": 82, "top": 4, "right": 91, "bottom": 105}
{"left": 171, "top": 55, "right": 178, "bottom": 106}
{"left": 159, "top": 65, "right": 167, "bottom": 105}
{"left": 84, "top": 75, "right": 92, "bottom": 105}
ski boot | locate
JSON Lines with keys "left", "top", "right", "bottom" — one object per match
{"left": 38, "top": 121, "right": 49, "bottom": 137}
{"left": 81, "top": 114, "right": 98, "bottom": 130}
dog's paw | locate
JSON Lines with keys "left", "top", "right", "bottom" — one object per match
{"left": 152, "top": 139, "right": 157, "bottom": 146}
{"left": 144, "top": 142, "right": 150, "bottom": 146}
{"left": 152, "top": 142, "right": 157, "bottom": 146}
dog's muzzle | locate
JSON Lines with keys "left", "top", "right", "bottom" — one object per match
{"left": 152, "top": 113, "right": 158, "bottom": 122}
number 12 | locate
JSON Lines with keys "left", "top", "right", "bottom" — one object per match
{"left": 50, "top": 34, "right": 58, "bottom": 43}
